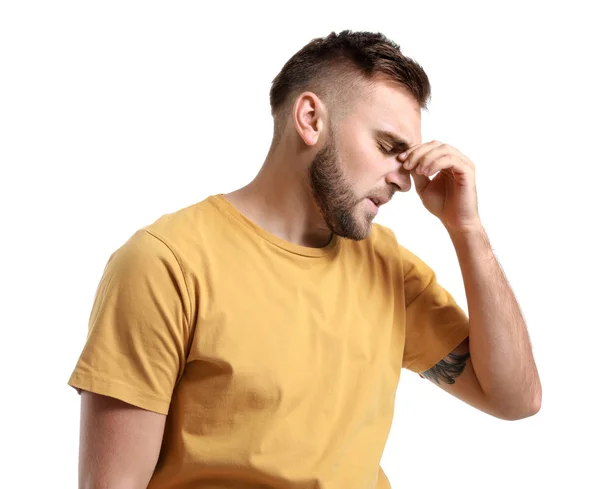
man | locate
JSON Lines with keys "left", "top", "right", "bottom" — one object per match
{"left": 69, "top": 30, "right": 542, "bottom": 488}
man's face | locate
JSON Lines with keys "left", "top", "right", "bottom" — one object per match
{"left": 308, "top": 78, "right": 422, "bottom": 240}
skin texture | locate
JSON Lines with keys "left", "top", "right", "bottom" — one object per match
{"left": 225, "top": 75, "right": 422, "bottom": 246}
{"left": 306, "top": 80, "right": 420, "bottom": 241}
{"left": 307, "top": 129, "right": 374, "bottom": 240}
{"left": 394, "top": 128, "right": 542, "bottom": 419}
{"left": 78, "top": 391, "right": 166, "bottom": 489}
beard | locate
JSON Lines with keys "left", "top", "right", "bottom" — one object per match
{"left": 308, "top": 133, "right": 377, "bottom": 241}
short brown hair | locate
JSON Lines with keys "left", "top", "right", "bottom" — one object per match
{"left": 269, "top": 30, "right": 431, "bottom": 143}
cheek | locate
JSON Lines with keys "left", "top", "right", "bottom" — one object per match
{"left": 342, "top": 148, "right": 382, "bottom": 193}
{"left": 340, "top": 138, "right": 379, "bottom": 177}
{"left": 335, "top": 123, "right": 382, "bottom": 192}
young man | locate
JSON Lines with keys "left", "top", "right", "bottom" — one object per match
{"left": 69, "top": 30, "right": 541, "bottom": 489}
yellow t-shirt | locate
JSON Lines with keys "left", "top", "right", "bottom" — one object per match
{"left": 69, "top": 194, "right": 470, "bottom": 489}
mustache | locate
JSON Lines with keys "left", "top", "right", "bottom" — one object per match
{"left": 363, "top": 187, "right": 396, "bottom": 204}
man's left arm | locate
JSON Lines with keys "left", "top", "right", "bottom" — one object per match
{"left": 440, "top": 225, "right": 542, "bottom": 420}
{"left": 399, "top": 141, "right": 542, "bottom": 421}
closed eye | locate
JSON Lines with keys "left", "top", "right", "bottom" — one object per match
{"left": 378, "top": 144, "right": 397, "bottom": 155}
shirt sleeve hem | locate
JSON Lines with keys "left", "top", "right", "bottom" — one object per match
{"left": 405, "top": 323, "right": 470, "bottom": 374}
{"left": 67, "top": 372, "right": 171, "bottom": 415}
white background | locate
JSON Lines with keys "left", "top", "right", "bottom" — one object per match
{"left": 1, "top": 1, "right": 599, "bottom": 487}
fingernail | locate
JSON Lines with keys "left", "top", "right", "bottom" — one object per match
{"left": 399, "top": 152, "right": 407, "bottom": 159}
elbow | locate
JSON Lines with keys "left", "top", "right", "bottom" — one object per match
{"left": 497, "top": 391, "right": 542, "bottom": 421}
{"left": 503, "top": 401, "right": 540, "bottom": 421}
{"left": 523, "top": 383, "right": 543, "bottom": 419}
{"left": 530, "top": 391, "right": 542, "bottom": 416}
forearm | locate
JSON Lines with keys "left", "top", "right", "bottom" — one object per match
{"left": 447, "top": 224, "right": 542, "bottom": 418}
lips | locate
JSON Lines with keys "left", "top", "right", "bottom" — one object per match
{"left": 367, "top": 198, "right": 379, "bottom": 213}
{"left": 368, "top": 195, "right": 389, "bottom": 207}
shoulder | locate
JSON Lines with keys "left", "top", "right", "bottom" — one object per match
{"left": 368, "top": 223, "right": 421, "bottom": 268}
{"left": 127, "top": 194, "right": 239, "bottom": 264}
{"left": 368, "top": 223, "right": 400, "bottom": 252}
{"left": 141, "top": 195, "right": 220, "bottom": 242}
{"left": 102, "top": 196, "right": 223, "bottom": 282}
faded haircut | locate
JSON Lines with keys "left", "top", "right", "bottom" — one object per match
{"left": 269, "top": 30, "right": 431, "bottom": 145}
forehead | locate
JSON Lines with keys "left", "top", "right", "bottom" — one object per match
{"left": 352, "top": 77, "right": 422, "bottom": 146}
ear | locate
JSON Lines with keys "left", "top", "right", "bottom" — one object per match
{"left": 293, "top": 92, "right": 327, "bottom": 147}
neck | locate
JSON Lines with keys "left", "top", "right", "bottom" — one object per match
{"left": 223, "top": 141, "right": 333, "bottom": 248}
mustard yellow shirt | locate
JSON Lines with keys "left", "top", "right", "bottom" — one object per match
{"left": 69, "top": 194, "right": 470, "bottom": 489}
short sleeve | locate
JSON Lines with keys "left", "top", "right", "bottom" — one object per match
{"left": 68, "top": 229, "right": 191, "bottom": 415}
{"left": 400, "top": 245, "right": 470, "bottom": 373}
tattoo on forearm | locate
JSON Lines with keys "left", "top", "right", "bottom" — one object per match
{"left": 421, "top": 351, "right": 470, "bottom": 385}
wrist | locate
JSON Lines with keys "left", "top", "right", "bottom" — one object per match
{"left": 445, "top": 220, "right": 486, "bottom": 239}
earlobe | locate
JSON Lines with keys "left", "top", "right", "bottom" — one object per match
{"left": 294, "top": 92, "right": 325, "bottom": 147}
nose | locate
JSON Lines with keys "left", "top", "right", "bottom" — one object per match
{"left": 385, "top": 163, "right": 412, "bottom": 193}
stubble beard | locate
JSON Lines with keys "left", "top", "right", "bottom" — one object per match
{"left": 308, "top": 136, "right": 376, "bottom": 241}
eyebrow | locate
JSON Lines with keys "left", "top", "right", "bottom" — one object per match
{"left": 374, "top": 130, "right": 411, "bottom": 153}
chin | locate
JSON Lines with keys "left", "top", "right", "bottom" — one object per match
{"left": 342, "top": 217, "right": 374, "bottom": 241}
{"left": 327, "top": 203, "right": 376, "bottom": 241}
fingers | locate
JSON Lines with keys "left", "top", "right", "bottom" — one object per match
{"left": 411, "top": 168, "right": 433, "bottom": 193}
{"left": 399, "top": 141, "right": 441, "bottom": 173}
{"left": 399, "top": 141, "right": 469, "bottom": 176}
{"left": 414, "top": 148, "right": 454, "bottom": 176}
